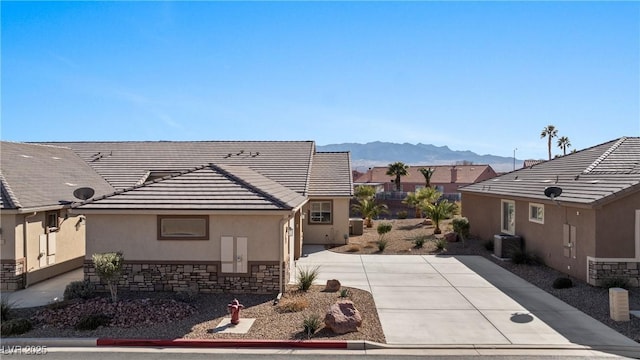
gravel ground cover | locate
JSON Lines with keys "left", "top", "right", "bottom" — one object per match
{"left": 331, "top": 218, "right": 640, "bottom": 343}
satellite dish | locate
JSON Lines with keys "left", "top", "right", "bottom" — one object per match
{"left": 544, "top": 186, "right": 563, "bottom": 199}
{"left": 73, "top": 187, "right": 95, "bottom": 201}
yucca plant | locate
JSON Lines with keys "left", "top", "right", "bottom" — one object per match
{"left": 297, "top": 266, "right": 320, "bottom": 292}
{"left": 303, "top": 314, "right": 322, "bottom": 339}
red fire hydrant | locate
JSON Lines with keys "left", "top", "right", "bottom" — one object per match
{"left": 227, "top": 298, "right": 244, "bottom": 325}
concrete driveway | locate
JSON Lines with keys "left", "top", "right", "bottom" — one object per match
{"left": 295, "top": 246, "right": 640, "bottom": 354}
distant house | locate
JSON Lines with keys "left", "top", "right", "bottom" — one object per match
{"left": 40, "top": 141, "right": 353, "bottom": 294}
{"left": 0, "top": 142, "right": 113, "bottom": 290}
{"left": 354, "top": 165, "right": 497, "bottom": 201}
{"left": 460, "top": 137, "right": 640, "bottom": 286}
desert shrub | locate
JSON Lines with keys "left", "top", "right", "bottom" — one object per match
{"left": 602, "top": 277, "right": 630, "bottom": 290}
{"left": 434, "top": 238, "right": 447, "bottom": 251}
{"left": 377, "top": 223, "right": 392, "bottom": 240}
{"left": 452, "top": 217, "right": 470, "bottom": 240}
{"left": 302, "top": 314, "right": 322, "bottom": 339}
{"left": 340, "top": 288, "right": 350, "bottom": 298}
{"left": 510, "top": 250, "right": 542, "bottom": 265}
{"left": 552, "top": 277, "right": 573, "bottom": 289}
{"left": 346, "top": 244, "right": 361, "bottom": 253}
{"left": 278, "top": 296, "right": 309, "bottom": 313}
{"left": 396, "top": 211, "right": 408, "bottom": 219}
{"left": 413, "top": 236, "right": 427, "bottom": 249}
{"left": 92, "top": 251, "right": 124, "bottom": 302}
{"left": 1, "top": 297, "right": 15, "bottom": 321}
{"left": 75, "top": 313, "right": 112, "bottom": 331}
{"left": 297, "top": 266, "right": 320, "bottom": 292}
{"left": 484, "top": 239, "right": 494, "bottom": 251}
{"left": 1, "top": 318, "right": 32, "bottom": 336}
{"left": 64, "top": 280, "right": 96, "bottom": 301}
{"left": 376, "top": 239, "right": 388, "bottom": 252}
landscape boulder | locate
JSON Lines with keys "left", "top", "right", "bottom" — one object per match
{"left": 324, "top": 279, "right": 341, "bottom": 292}
{"left": 444, "top": 232, "right": 458, "bottom": 242}
{"left": 324, "top": 300, "right": 362, "bottom": 334}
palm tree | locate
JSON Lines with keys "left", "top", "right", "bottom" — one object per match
{"left": 351, "top": 198, "right": 388, "bottom": 228}
{"left": 540, "top": 125, "right": 558, "bottom": 160}
{"left": 419, "top": 167, "right": 435, "bottom": 188}
{"left": 557, "top": 136, "right": 571, "bottom": 156}
{"left": 354, "top": 185, "right": 376, "bottom": 201}
{"left": 422, "top": 200, "right": 457, "bottom": 234}
{"left": 402, "top": 192, "right": 422, "bottom": 218}
{"left": 386, "top": 162, "right": 409, "bottom": 192}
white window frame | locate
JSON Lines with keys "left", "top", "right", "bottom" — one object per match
{"left": 309, "top": 200, "right": 332, "bottom": 224}
{"left": 529, "top": 203, "right": 545, "bottom": 224}
{"left": 501, "top": 199, "right": 516, "bottom": 235}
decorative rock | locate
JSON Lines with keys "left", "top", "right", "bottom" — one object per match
{"left": 325, "top": 279, "right": 341, "bottom": 292}
{"left": 324, "top": 300, "right": 362, "bottom": 334}
{"left": 444, "top": 232, "right": 458, "bottom": 242}
{"left": 423, "top": 218, "right": 433, "bottom": 226}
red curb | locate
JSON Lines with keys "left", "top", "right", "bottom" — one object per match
{"left": 96, "top": 338, "right": 349, "bottom": 349}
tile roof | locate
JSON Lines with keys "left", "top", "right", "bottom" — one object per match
{"left": 353, "top": 164, "right": 495, "bottom": 185}
{"left": 523, "top": 159, "right": 545, "bottom": 168}
{"left": 0, "top": 142, "right": 114, "bottom": 210}
{"left": 74, "top": 164, "right": 307, "bottom": 211}
{"left": 308, "top": 152, "right": 353, "bottom": 197}
{"left": 42, "top": 141, "right": 316, "bottom": 195}
{"left": 460, "top": 137, "right": 640, "bottom": 205}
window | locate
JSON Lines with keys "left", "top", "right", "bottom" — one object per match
{"left": 529, "top": 203, "right": 544, "bottom": 224}
{"left": 309, "top": 201, "right": 332, "bottom": 224}
{"left": 158, "top": 215, "right": 209, "bottom": 240}
{"left": 46, "top": 211, "right": 59, "bottom": 232}
{"left": 501, "top": 200, "right": 515, "bottom": 235}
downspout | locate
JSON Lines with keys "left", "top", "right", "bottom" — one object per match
{"left": 22, "top": 212, "right": 37, "bottom": 288}
{"left": 277, "top": 214, "right": 293, "bottom": 302}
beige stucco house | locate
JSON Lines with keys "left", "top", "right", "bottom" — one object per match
{"left": 460, "top": 137, "right": 640, "bottom": 286}
{"left": 41, "top": 141, "right": 352, "bottom": 294}
{"left": 0, "top": 142, "right": 113, "bottom": 290}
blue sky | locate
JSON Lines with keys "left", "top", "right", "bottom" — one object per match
{"left": 2, "top": 1, "right": 639, "bottom": 160}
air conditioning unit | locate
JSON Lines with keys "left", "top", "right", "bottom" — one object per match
{"left": 494, "top": 234, "right": 522, "bottom": 259}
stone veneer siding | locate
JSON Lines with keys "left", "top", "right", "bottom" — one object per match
{"left": 84, "top": 261, "right": 288, "bottom": 294}
{"left": 588, "top": 259, "right": 640, "bottom": 287}
{"left": 1, "top": 258, "right": 25, "bottom": 291}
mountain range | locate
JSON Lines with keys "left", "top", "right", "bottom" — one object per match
{"left": 317, "top": 142, "right": 523, "bottom": 173}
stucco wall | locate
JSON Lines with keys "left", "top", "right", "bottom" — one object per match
{"left": 303, "top": 197, "right": 350, "bottom": 245}
{"left": 86, "top": 213, "right": 282, "bottom": 262}
{"left": 460, "top": 193, "right": 501, "bottom": 241}
{"left": 595, "top": 191, "right": 640, "bottom": 258}
{"left": 0, "top": 214, "right": 17, "bottom": 259}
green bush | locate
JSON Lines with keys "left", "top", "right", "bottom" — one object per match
{"left": 552, "top": 277, "right": 573, "bottom": 289}
{"left": 413, "top": 236, "right": 427, "bottom": 249}
{"left": 377, "top": 223, "right": 392, "bottom": 238}
{"left": 340, "top": 288, "right": 350, "bottom": 298}
{"left": 396, "top": 211, "right": 408, "bottom": 219}
{"left": 452, "top": 217, "right": 470, "bottom": 240}
{"left": 1, "top": 318, "right": 32, "bottom": 336}
{"left": 297, "top": 266, "right": 320, "bottom": 292}
{"left": 433, "top": 238, "right": 447, "bottom": 251}
{"left": 302, "top": 314, "right": 322, "bottom": 339}
{"left": 92, "top": 251, "right": 124, "bottom": 303}
{"left": 1, "top": 297, "right": 16, "bottom": 321}
{"left": 602, "top": 277, "right": 630, "bottom": 290}
{"left": 376, "top": 239, "right": 388, "bottom": 252}
{"left": 64, "top": 280, "right": 96, "bottom": 301}
{"left": 75, "top": 313, "right": 112, "bottom": 331}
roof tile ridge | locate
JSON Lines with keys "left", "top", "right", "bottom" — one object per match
{"left": 10, "top": 141, "right": 73, "bottom": 150}
{"left": 73, "top": 164, "right": 210, "bottom": 207}
{"left": 582, "top": 137, "right": 627, "bottom": 174}
{"left": 0, "top": 172, "right": 21, "bottom": 208}
{"left": 211, "top": 164, "right": 292, "bottom": 209}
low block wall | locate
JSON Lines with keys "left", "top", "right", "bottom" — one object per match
{"left": 84, "top": 261, "right": 287, "bottom": 294}
{"left": 588, "top": 259, "right": 640, "bottom": 287}
{"left": 1, "top": 258, "right": 25, "bottom": 291}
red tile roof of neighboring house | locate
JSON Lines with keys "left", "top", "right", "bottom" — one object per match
{"left": 354, "top": 165, "right": 496, "bottom": 185}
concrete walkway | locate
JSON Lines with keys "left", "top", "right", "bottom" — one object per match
{"left": 295, "top": 246, "right": 640, "bottom": 355}
{"left": 4, "top": 268, "right": 83, "bottom": 308}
